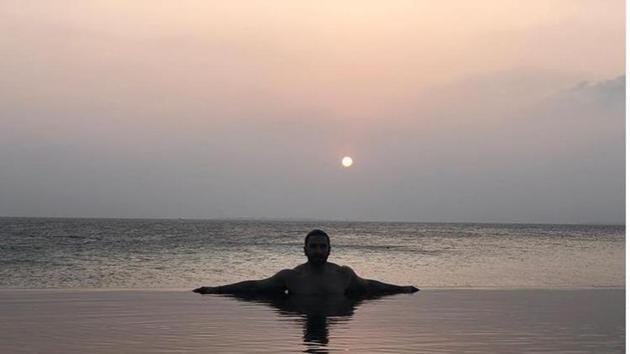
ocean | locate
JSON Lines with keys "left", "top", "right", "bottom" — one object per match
{"left": 0, "top": 217, "right": 623, "bottom": 289}
{"left": 0, "top": 218, "right": 624, "bottom": 353}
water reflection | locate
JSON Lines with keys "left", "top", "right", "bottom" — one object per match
{"left": 225, "top": 293, "right": 389, "bottom": 353}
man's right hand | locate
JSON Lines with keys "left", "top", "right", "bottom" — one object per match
{"left": 193, "top": 286, "right": 216, "bottom": 294}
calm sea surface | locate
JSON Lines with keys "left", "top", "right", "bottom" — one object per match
{"left": 0, "top": 218, "right": 625, "bottom": 353}
{"left": 0, "top": 289, "right": 624, "bottom": 353}
{"left": 0, "top": 217, "right": 623, "bottom": 289}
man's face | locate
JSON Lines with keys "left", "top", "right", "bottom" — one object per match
{"left": 304, "top": 234, "right": 330, "bottom": 266}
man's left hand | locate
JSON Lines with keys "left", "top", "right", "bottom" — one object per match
{"left": 403, "top": 286, "right": 419, "bottom": 293}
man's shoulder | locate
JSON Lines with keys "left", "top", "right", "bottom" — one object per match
{"left": 337, "top": 264, "right": 357, "bottom": 275}
{"left": 274, "top": 268, "right": 297, "bottom": 279}
{"left": 327, "top": 263, "right": 356, "bottom": 275}
{"left": 292, "top": 263, "right": 308, "bottom": 272}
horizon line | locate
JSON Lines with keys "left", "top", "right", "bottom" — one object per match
{"left": 0, "top": 215, "right": 624, "bottom": 227}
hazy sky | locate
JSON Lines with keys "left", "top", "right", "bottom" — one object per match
{"left": 0, "top": 1, "right": 625, "bottom": 223}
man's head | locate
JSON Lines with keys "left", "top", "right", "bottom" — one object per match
{"left": 304, "top": 229, "right": 330, "bottom": 266}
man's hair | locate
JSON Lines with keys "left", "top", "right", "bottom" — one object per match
{"left": 304, "top": 229, "right": 330, "bottom": 247}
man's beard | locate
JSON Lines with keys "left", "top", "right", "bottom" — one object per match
{"left": 307, "top": 254, "right": 328, "bottom": 266}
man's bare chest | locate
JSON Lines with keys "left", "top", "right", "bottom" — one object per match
{"left": 286, "top": 271, "right": 348, "bottom": 294}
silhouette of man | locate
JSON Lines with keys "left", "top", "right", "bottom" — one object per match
{"left": 193, "top": 229, "right": 419, "bottom": 295}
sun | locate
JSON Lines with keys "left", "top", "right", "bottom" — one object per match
{"left": 341, "top": 156, "right": 353, "bottom": 167}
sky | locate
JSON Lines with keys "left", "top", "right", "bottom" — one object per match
{"left": 0, "top": 1, "right": 625, "bottom": 224}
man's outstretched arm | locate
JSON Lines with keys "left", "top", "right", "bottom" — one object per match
{"left": 360, "top": 279, "right": 419, "bottom": 294}
{"left": 193, "top": 269, "right": 291, "bottom": 295}
{"left": 344, "top": 266, "right": 418, "bottom": 296}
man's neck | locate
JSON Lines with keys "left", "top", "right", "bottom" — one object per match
{"left": 306, "top": 261, "right": 328, "bottom": 272}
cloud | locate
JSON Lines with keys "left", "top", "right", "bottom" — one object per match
{"left": 366, "top": 73, "right": 625, "bottom": 224}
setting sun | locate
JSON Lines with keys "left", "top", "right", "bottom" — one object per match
{"left": 341, "top": 156, "right": 353, "bottom": 167}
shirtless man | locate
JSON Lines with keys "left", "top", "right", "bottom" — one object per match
{"left": 193, "top": 229, "right": 419, "bottom": 296}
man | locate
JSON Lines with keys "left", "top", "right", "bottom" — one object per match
{"left": 193, "top": 229, "right": 419, "bottom": 296}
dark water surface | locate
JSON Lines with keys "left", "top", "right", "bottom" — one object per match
{"left": 0, "top": 289, "right": 623, "bottom": 353}
{"left": 1, "top": 218, "right": 624, "bottom": 353}
{"left": 0, "top": 218, "right": 624, "bottom": 289}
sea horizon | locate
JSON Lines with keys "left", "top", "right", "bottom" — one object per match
{"left": 0, "top": 215, "right": 624, "bottom": 227}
